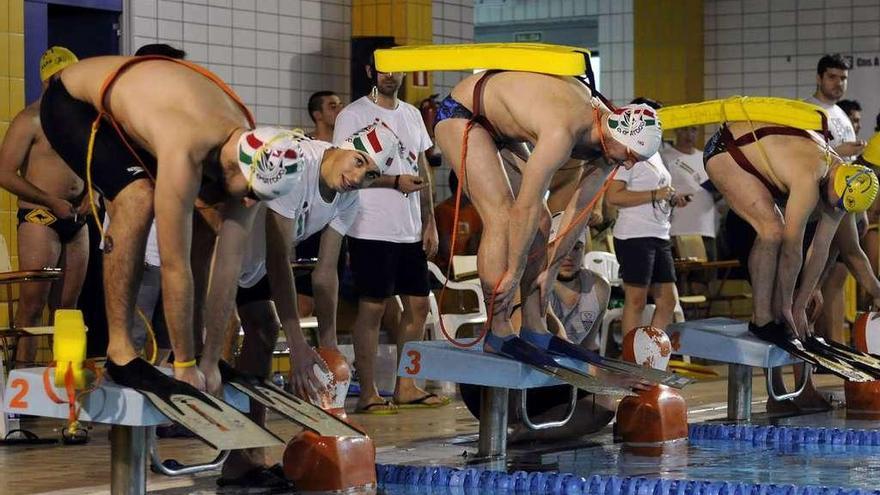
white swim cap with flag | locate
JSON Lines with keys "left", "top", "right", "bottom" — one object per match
{"left": 238, "top": 127, "right": 306, "bottom": 200}
{"left": 339, "top": 119, "right": 404, "bottom": 173}
{"left": 606, "top": 104, "right": 663, "bottom": 159}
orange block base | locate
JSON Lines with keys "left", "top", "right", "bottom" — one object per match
{"left": 845, "top": 380, "right": 880, "bottom": 420}
{"left": 282, "top": 430, "right": 377, "bottom": 492}
{"left": 615, "top": 385, "right": 688, "bottom": 444}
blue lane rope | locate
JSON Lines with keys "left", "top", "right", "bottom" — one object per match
{"left": 689, "top": 423, "right": 880, "bottom": 447}
{"left": 376, "top": 464, "right": 880, "bottom": 494}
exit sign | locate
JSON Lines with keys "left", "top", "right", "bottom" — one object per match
{"left": 514, "top": 32, "right": 542, "bottom": 42}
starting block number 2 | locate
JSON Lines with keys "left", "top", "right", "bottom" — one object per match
{"left": 7, "top": 378, "right": 29, "bottom": 409}
{"left": 404, "top": 350, "right": 422, "bottom": 375}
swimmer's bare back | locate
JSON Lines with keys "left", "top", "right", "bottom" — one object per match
{"left": 448, "top": 71, "right": 596, "bottom": 144}
{"left": 58, "top": 56, "right": 251, "bottom": 161}
{"left": 18, "top": 103, "right": 84, "bottom": 209}
{"left": 724, "top": 121, "right": 834, "bottom": 193}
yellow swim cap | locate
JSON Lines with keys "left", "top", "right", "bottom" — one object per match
{"left": 863, "top": 133, "right": 880, "bottom": 168}
{"left": 834, "top": 163, "right": 879, "bottom": 212}
{"left": 40, "top": 46, "right": 78, "bottom": 82}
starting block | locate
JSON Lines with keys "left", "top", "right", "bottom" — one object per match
{"left": 2, "top": 367, "right": 250, "bottom": 494}
{"left": 666, "top": 318, "right": 806, "bottom": 421}
{"left": 399, "top": 341, "right": 586, "bottom": 457}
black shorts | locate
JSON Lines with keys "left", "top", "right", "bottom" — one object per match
{"left": 613, "top": 237, "right": 676, "bottom": 285}
{"left": 41, "top": 77, "right": 154, "bottom": 201}
{"left": 294, "top": 232, "right": 321, "bottom": 297}
{"left": 459, "top": 383, "right": 590, "bottom": 420}
{"left": 235, "top": 275, "right": 271, "bottom": 307}
{"left": 17, "top": 207, "right": 86, "bottom": 243}
{"left": 347, "top": 238, "right": 430, "bottom": 298}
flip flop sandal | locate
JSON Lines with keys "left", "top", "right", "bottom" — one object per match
{"left": 394, "top": 393, "right": 452, "bottom": 409}
{"left": 353, "top": 400, "right": 398, "bottom": 415}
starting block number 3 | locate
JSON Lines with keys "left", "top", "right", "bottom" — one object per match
{"left": 404, "top": 350, "right": 422, "bottom": 375}
{"left": 8, "top": 378, "right": 29, "bottom": 409}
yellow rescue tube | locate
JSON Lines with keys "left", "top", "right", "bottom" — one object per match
{"left": 658, "top": 96, "right": 828, "bottom": 131}
{"left": 53, "top": 309, "right": 87, "bottom": 388}
{"left": 374, "top": 42, "right": 590, "bottom": 76}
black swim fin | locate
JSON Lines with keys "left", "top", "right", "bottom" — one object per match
{"left": 484, "top": 333, "right": 637, "bottom": 397}
{"left": 105, "top": 358, "right": 283, "bottom": 450}
{"left": 822, "top": 336, "right": 880, "bottom": 363}
{"left": 804, "top": 336, "right": 880, "bottom": 379}
{"left": 748, "top": 323, "right": 874, "bottom": 382}
{"left": 217, "top": 360, "right": 364, "bottom": 437}
{"left": 519, "top": 329, "right": 694, "bottom": 389}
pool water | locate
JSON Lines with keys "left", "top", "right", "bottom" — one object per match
{"left": 525, "top": 439, "right": 880, "bottom": 490}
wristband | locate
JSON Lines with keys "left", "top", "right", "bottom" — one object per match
{"left": 394, "top": 175, "right": 401, "bottom": 191}
{"left": 173, "top": 358, "right": 197, "bottom": 369}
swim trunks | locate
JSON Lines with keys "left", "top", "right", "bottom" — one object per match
{"left": 41, "top": 77, "right": 154, "bottom": 200}
{"left": 17, "top": 207, "right": 86, "bottom": 243}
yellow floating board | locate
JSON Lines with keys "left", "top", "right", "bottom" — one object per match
{"left": 374, "top": 43, "right": 591, "bottom": 76}
{"left": 53, "top": 309, "right": 87, "bottom": 388}
{"left": 658, "top": 96, "right": 828, "bottom": 131}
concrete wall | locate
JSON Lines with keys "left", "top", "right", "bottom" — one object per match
{"left": 129, "top": 0, "right": 351, "bottom": 129}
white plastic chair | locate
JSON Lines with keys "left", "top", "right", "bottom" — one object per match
{"left": 584, "top": 251, "right": 683, "bottom": 355}
{"left": 426, "top": 262, "right": 487, "bottom": 341}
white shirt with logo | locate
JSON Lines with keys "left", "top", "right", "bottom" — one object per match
{"left": 661, "top": 147, "right": 718, "bottom": 238}
{"left": 332, "top": 96, "right": 432, "bottom": 243}
{"left": 238, "top": 138, "right": 357, "bottom": 288}
{"left": 611, "top": 153, "right": 672, "bottom": 240}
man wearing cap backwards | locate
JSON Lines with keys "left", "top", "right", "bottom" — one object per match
{"left": 197, "top": 123, "right": 396, "bottom": 488}
{"left": 0, "top": 47, "right": 89, "bottom": 366}
{"left": 433, "top": 70, "right": 661, "bottom": 377}
{"left": 702, "top": 119, "right": 879, "bottom": 340}
{"left": 37, "top": 54, "right": 301, "bottom": 393}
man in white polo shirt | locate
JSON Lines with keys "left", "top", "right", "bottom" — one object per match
{"left": 333, "top": 43, "right": 444, "bottom": 415}
{"left": 199, "top": 124, "right": 399, "bottom": 488}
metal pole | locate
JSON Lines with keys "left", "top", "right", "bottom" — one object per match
{"left": 727, "top": 363, "right": 752, "bottom": 421}
{"left": 111, "top": 424, "right": 147, "bottom": 495}
{"left": 478, "top": 386, "right": 508, "bottom": 457}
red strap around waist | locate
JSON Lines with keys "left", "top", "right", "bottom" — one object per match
{"left": 471, "top": 70, "right": 502, "bottom": 141}
{"left": 719, "top": 125, "right": 785, "bottom": 198}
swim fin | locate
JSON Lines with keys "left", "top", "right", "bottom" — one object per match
{"left": 747, "top": 323, "right": 874, "bottom": 382}
{"left": 519, "top": 328, "right": 694, "bottom": 389}
{"left": 105, "top": 358, "right": 283, "bottom": 450}
{"left": 484, "top": 333, "right": 637, "bottom": 397}
{"left": 218, "top": 360, "right": 364, "bottom": 437}
{"left": 804, "top": 336, "right": 880, "bottom": 379}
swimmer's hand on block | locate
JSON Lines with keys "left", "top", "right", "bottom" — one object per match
{"left": 658, "top": 96, "right": 828, "bottom": 131}
{"left": 374, "top": 43, "right": 590, "bottom": 75}
{"left": 53, "top": 309, "right": 87, "bottom": 389}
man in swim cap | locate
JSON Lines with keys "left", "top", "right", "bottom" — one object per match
{"left": 200, "top": 123, "right": 401, "bottom": 488}
{"left": 433, "top": 71, "right": 660, "bottom": 387}
{"left": 38, "top": 55, "right": 301, "bottom": 392}
{"left": 703, "top": 119, "right": 878, "bottom": 340}
{"left": 0, "top": 47, "right": 89, "bottom": 366}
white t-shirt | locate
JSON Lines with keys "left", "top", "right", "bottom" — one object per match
{"left": 661, "top": 147, "right": 718, "bottom": 238}
{"left": 332, "top": 96, "right": 432, "bottom": 243}
{"left": 611, "top": 153, "right": 672, "bottom": 240}
{"left": 805, "top": 96, "right": 856, "bottom": 158}
{"left": 238, "top": 138, "right": 358, "bottom": 288}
